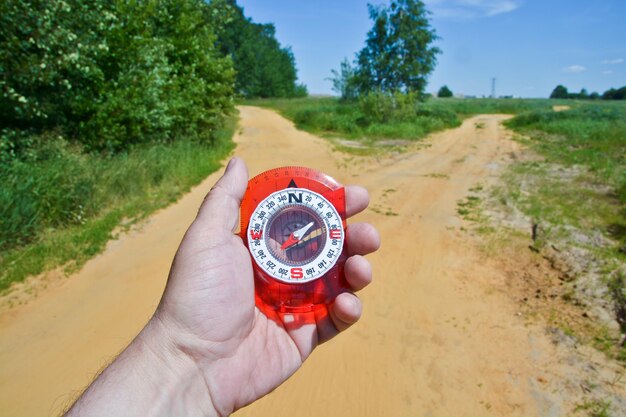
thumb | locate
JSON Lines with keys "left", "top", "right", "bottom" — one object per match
{"left": 195, "top": 157, "right": 249, "bottom": 232}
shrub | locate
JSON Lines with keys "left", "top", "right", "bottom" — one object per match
{"left": 0, "top": 0, "right": 235, "bottom": 155}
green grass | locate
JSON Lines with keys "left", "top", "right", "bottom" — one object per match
{"left": 506, "top": 103, "right": 626, "bottom": 202}
{"left": 492, "top": 102, "right": 626, "bottom": 361}
{"left": 244, "top": 96, "right": 458, "bottom": 142}
{"left": 0, "top": 117, "right": 236, "bottom": 292}
{"left": 498, "top": 162, "right": 623, "bottom": 231}
{"left": 242, "top": 96, "right": 561, "bottom": 148}
{"left": 574, "top": 399, "right": 613, "bottom": 417}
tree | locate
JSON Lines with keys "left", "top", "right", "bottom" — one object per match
{"left": 437, "top": 85, "right": 453, "bottom": 98}
{"left": 208, "top": 0, "right": 305, "bottom": 98}
{"left": 355, "top": 0, "right": 440, "bottom": 95}
{"left": 602, "top": 87, "right": 626, "bottom": 100}
{"left": 0, "top": 0, "right": 234, "bottom": 154}
{"left": 329, "top": 58, "right": 359, "bottom": 101}
{"left": 550, "top": 85, "right": 569, "bottom": 99}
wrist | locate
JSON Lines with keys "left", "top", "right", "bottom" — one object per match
{"left": 139, "top": 313, "right": 220, "bottom": 417}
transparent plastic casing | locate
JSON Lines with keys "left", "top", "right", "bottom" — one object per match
{"left": 239, "top": 167, "right": 348, "bottom": 313}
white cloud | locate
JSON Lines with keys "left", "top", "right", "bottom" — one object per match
{"left": 563, "top": 65, "right": 586, "bottom": 73}
{"left": 601, "top": 58, "right": 624, "bottom": 65}
{"left": 603, "top": 70, "right": 614, "bottom": 75}
{"left": 424, "top": 0, "right": 522, "bottom": 19}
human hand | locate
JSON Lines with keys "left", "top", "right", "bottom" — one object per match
{"left": 64, "top": 157, "right": 379, "bottom": 417}
{"left": 155, "top": 157, "right": 380, "bottom": 416}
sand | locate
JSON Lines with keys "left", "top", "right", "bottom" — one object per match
{"left": 0, "top": 107, "right": 623, "bottom": 417}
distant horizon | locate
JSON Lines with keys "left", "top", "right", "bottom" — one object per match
{"left": 236, "top": 0, "right": 626, "bottom": 98}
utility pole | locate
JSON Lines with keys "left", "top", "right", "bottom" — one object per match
{"left": 490, "top": 77, "right": 496, "bottom": 98}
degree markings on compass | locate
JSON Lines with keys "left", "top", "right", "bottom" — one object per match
{"left": 248, "top": 187, "right": 344, "bottom": 283}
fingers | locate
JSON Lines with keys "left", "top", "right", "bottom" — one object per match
{"left": 329, "top": 293, "right": 362, "bottom": 334}
{"left": 195, "top": 157, "right": 248, "bottom": 232}
{"left": 344, "top": 255, "right": 372, "bottom": 291}
{"left": 311, "top": 293, "right": 363, "bottom": 344}
{"left": 346, "top": 222, "right": 380, "bottom": 256}
{"left": 345, "top": 185, "right": 369, "bottom": 218}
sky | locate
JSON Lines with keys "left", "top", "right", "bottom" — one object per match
{"left": 235, "top": 0, "right": 626, "bottom": 98}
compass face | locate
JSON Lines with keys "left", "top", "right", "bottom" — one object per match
{"left": 247, "top": 188, "right": 344, "bottom": 284}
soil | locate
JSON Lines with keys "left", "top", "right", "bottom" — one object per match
{"left": 0, "top": 107, "right": 624, "bottom": 417}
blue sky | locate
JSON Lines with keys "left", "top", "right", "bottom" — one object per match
{"left": 236, "top": 0, "right": 625, "bottom": 98}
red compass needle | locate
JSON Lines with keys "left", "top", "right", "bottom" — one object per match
{"left": 281, "top": 221, "right": 314, "bottom": 250}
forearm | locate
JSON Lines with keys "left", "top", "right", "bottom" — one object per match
{"left": 64, "top": 316, "right": 217, "bottom": 417}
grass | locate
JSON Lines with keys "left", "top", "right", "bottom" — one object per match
{"left": 242, "top": 96, "right": 561, "bottom": 151}
{"left": 498, "top": 162, "right": 623, "bottom": 232}
{"left": 488, "top": 101, "right": 626, "bottom": 361}
{"left": 502, "top": 102, "right": 626, "bottom": 258}
{"left": 574, "top": 399, "right": 613, "bottom": 417}
{"left": 0, "top": 117, "right": 236, "bottom": 292}
{"left": 506, "top": 103, "right": 626, "bottom": 203}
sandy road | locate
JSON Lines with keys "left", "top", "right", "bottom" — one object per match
{"left": 0, "top": 107, "right": 621, "bottom": 416}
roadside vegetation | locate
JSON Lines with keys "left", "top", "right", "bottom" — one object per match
{"left": 450, "top": 101, "right": 626, "bottom": 361}
{"left": 504, "top": 103, "right": 626, "bottom": 356}
{"left": 0, "top": 122, "right": 234, "bottom": 291}
{"left": 0, "top": 0, "right": 305, "bottom": 292}
{"left": 244, "top": 96, "right": 558, "bottom": 148}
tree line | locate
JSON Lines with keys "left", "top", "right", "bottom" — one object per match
{"left": 0, "top": 0, "right": 305, "bottom": 159}
{"left": 550, "top": 85, "right": 626, "bottom": 100}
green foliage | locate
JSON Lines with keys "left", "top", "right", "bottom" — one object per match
{"left": 245, "top": 96, "right": 558, "bottom": 147}
{"left": 550, "top": 85, "right": 569, "bottom": 99}
{"left": 506, "top": 104, "right": 626, "bottom": 202}
{"left": 603, "top": 87, "right": 626, "bottom": 100}
{"left": 505, "top": 103, "right": 626, "bottom": 352}
{"left": 1, "top": 0, "right": 110, "bottom": 153}
{"left": 0, "top": 119, "right": 235, "bottom": 289}
{"left": 330, "top": 58, "right": 359, "bottom": 101}
{"left": 81, "top": 0, "right": 235, "bottom": 152}
{"left": 1, "top": 0, "right": 235, "bottom": 155}
{"left": 355, "top": 0, "right": 440, "bottom": 95}
{"left": 0, "top": 0, "right": 248, "bottom": 288}
{"left": 550, "top": 84, "right": 625, "bottom": 100}
{"left": 208, "top": 0, "right": 305, "bottom": 98}
{"left": 438, "top": 85, "right": 453, "bottom": 98}
{"left": 244, "top": 95, "right": 460, "bottom": 145}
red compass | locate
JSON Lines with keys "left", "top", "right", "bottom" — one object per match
{"left": 240, "top": 167, "right": 348, "bottom": 313}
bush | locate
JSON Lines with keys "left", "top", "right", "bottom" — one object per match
{"left": 0, "top": 0, "right": 235, "bottom": 155}
{"left": 0, "top": 125, "right": 234, "bottom": 258}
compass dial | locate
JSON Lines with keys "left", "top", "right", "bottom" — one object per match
{"left": 247, "top": 188, "right": 344, "bottom": 284}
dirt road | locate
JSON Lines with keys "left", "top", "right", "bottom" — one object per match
{"left": 0, "top": 107, "right": 623, "bottom": 416}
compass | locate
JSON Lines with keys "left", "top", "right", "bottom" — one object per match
{"left": 240, "top": 167, "right": 348, "bottom": 313}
